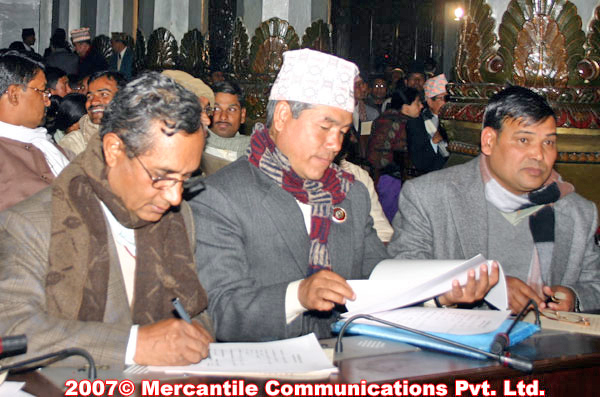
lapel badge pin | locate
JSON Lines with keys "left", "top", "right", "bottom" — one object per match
{"left": 332, "top": 207, "right": 347, "bottom": 223}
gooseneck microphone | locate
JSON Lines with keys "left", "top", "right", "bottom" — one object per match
{"left": 335, "top": 314, "right": 533, "bottom": 373}
{"left": 0, "top": 345, "right": 97, "bottom": 380}
{"left": 490, "top": 299, "right": 540, "bottom": 355}
{"left": 0, "top": 335, "right": 27, "bottom": 358}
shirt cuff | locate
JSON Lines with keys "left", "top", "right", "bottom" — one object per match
{"left": 125, "top": 325, "right": 139, "bottom": 365}
{"left": 285, "top": 280, "right": 307, "bottom": 324}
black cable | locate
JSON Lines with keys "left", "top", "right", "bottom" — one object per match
{"left": 335, "top": 314, "right": 533, "bottom": 372}
{"left": 491, "top": 299, "right": 540, "bottom": 355}
{"left": 0, "top": 348, "right": 97, "bottom": 379}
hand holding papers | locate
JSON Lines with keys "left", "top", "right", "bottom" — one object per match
{"left": 345, "top": 254, "right": 508, "bottom": 318}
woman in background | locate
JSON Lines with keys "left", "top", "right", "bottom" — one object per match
{"left": 53, "top": 93, "right": 86, "bottom": 143}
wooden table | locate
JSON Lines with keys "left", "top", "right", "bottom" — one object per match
{"left": 9, "top": 330, "right": 600, "bottom": 397}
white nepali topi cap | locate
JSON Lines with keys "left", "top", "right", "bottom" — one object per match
{"left": 269, "top": 49, "right": 359, "bottom": 113}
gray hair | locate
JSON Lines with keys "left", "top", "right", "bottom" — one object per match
{"left": 99, "top": 71, "right": 202, "bottom": 158}
{"left": 265, "top": 100, "right": 314, "bottom": 128}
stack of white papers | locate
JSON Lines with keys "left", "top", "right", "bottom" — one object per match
{"left": 129, "top": 333, "right": 336, "bottom": 379}
{"left": 0, "top": 381, "right": 34, "bottom": 397}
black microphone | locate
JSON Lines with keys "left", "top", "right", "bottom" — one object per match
{"left": 490, "top": 299, "right": 540, "bottom": 355}
{"left": 0, "top": 347, "right": 97, "bottom": 380}
{"left": 0, "top": 335, "right": 27, "bottom": 358}
{"left": 335, "top": 314, "right": 533, "bottom": 373}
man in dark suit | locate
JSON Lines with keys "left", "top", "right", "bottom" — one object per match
{"left": 191, "top": 49, "right": 496, "bottom": 342}
{"left": 109, "top": 32, "right": 133, "bottom": 80}
{"left": 407, "top": 74, "right": 450, "bottom": 174}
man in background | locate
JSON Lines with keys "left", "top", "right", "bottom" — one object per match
{"left": 0, "top": 51, "right": 69, "bottom": 211}
{"left": 70, "top": 27, "right": 109, "bottom": 77}
{"left": 109, "top": 32, "right": 133, "bottom": 80}
{"left": 202, "top": 81, "right": 250, "bottom": 175}
{"left": 59, "top": 71, "right": 126, "bottom": 155}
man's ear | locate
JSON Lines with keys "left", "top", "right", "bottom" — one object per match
{"left": 5, "top": 84, "right": 21, "bottom": 106}
{"left": 272, "top": 101, "right": 292, "bottom": 133}
{"left": 102, "top": 132, "right": 126, "bottom": 168}
{"left": 240, "top": 107, "right": 247, "bottom": 125}
{"left": 480, "top": 127, "right": 498, "bottom": 156}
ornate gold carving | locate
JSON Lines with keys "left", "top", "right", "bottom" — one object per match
{"left": 578, "top": 5, "right": 600, "bottom": 83}
{"left": 301, "top": 20, "right": 331, "bottom": 53}
{"left": 454, "top": 0, "right": 498, "bottom": 84}
{"left": 250, "top": 18, "right": 299, "bottom": 77}
{"left": 498, "top": 0, "right": 585, "bottom": 85}
{"left": 514, "top": 15, "right": 568, "bottom": 87}
{"left": 179, "top": 29, "right": 209, "bottom": 77}
{"left": 146, "top": 27, "right": 178, "bottom": 71}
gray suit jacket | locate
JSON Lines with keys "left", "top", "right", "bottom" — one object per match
{"left": 0, "top": 187, "right": 207, "bottom": 368}
{"left": 388, "top": 156, "right": 600, "bottom": 311}
{"left": 190, "top": 159, "right": 389, "bottom": 341}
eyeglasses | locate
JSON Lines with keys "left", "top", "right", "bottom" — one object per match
{"left": 25, "top": 86, "right": 51, "bottom": 99}
{"left": 200, "top": 106, "right": 214, "bottom": 117}
{"left": 540, "top": 310, "right": 590, "bottom": 326}
{"left": 135, "top": 156, "right": 188, "bottom": 190}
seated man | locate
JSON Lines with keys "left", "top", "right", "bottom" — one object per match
{"left": 406, "top": 74, "right": 450, "bottom": 174}
{"left": 192, "top": 49, "right": 496, "bottom": 342}
{"left": 202, "top": 81, "right": 251, "bottom": 175}
{"left": 0, "top": 72, "right": 212, "bottom": 368}
{"left": 389, "top": 86, "right": 600, "bottom": 313}
{"left": 59, "top": 71, "right": 126, "bottom": 155}
{"left": 0, "top": 51, "right": 70, "bottom": 211}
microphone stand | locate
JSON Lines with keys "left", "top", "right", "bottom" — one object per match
{"left": 335, "top": 314, "right": 533, "bottom": 373}
{"left": 0, "top": 348, "right": 97, "bottom": 379}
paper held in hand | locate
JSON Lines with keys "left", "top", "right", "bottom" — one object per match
{"left": 345, "top": 254, "right": 509, "bottom": 317}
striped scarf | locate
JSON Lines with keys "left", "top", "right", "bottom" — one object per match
{"left": 247, "top": 124, "right": 354, "bottom": 276}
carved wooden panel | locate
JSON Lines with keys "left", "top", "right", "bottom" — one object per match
{"left": 179, "top": 29, "right": 209, "bottom": 77}
{"left": 249, "top": 18, "right": 299, "bottom": 77}
{"left": 231, "top": 17, "right": 250, "bottom": 78}
{"left": 92, "top": 34, "right": 113, "bottom": 63}
{"left": 146, "top": 27, "right": 178, "bottom": 71}
{"left": 209, "top": 0, "right": 236, "bottom": 72}
{"left": 301, "top": 20, "right": 331, "bottom": 53}
{"left": 133, "top": 29, "right": 146, "bottom": 75}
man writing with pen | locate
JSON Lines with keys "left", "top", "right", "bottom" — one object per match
{"left": 0, "top": 72, "right": 213, "bottom": 368}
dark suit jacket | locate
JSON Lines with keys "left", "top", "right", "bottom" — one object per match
{"left": 190, "top": 159, "right": 389, "bottom": 341}
{"left": 406, "top": 115, "right": 448, "bottom": 173}
{"left": 109, "top": 47, "right": 133, "bottom": 80}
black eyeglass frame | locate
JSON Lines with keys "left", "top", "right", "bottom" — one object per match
{"left": 135, "top": 156, "right": 188, "bottom": 190}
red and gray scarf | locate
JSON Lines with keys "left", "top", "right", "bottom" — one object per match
{"left": 480, "top": 156, "right": 574, "bottom": 294}
{"left": 248, "top": 124, "right": 354, "bottom": 276}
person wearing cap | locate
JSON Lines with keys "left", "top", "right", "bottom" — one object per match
{"left": 190, "top": 49, "right": 497, "bottom": 342}
{"left": 406, "top": 74, "right": 450, "bottom": 174}
{"left": 389, "top": 86, "right": 600, "bottom": 314}
{"left": 0, "top": 51, "right": 70, "bottom": 212}
{"left": 109, "top": 32, "right": 133, "bottom": 80}
{"left": 70, "top": 27, "right": 109, "bottom": 77}
{"left": 59, "top": 71, "right": 126, "bottom": 155}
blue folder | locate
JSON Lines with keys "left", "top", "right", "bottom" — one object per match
{"left": 331, "top": 319, "right": 540, "bottom": 360}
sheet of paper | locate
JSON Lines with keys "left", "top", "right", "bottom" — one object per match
{"left": 352, "top": 307, "right": 511, "bottom": 335}
{"left": 144, "top": 333, "right": 337, "bottom": 378}
{"left": 0, "top": 381, "right": 34, "bottom": 397}
{"left": 345, "top": 255, "right": 508, "bottom": 316}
